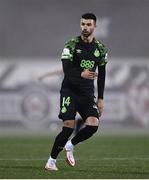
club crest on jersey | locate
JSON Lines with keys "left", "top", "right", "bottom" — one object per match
{"left": 76, "top": 49, "right": 82, "bottom": 53}
{"left": 94, "top": 49, "right": 100, "bottom": 57}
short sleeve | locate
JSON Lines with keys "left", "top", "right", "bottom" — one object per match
{"left": 95, "top": 39, "right": 108, "bottom": 66}
{"left": 99, "top": 51, "right": 108, "bottom": 66}
{"left": 61, "top": 37, "right": 78, "bottom": 61}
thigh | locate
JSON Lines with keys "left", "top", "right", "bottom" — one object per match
{"left": 58, "top": 90, "right": 77, "bottom": 121}
{"left": 77, "top": 97, "right": 99, "bottom": 121}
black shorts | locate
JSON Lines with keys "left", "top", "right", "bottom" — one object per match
{"left": 58, "top": 89, "right": 99, "bottom": 121}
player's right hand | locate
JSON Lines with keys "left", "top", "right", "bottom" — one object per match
{"left": 81, "top": 69, "right": 97, "bottom": 80}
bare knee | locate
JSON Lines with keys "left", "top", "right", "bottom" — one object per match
{"left": 63, "top": 120, "right": 75, "bottom": 128}
{"left": 85, "top": 117, "right": 99, "bottom": 126}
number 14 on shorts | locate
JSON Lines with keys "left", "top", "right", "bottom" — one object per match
{"left": 61, "top": 97, "right": 71, "bottom": 113}
{"left": 62, "top": 97, "right": 71, "bottom": 107}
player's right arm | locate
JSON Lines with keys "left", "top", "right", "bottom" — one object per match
{"left": 61, "top": 39, "right": 82, "bottom": 79}
{"left": 81, "top": 69, "right": 97, "bottom": 80}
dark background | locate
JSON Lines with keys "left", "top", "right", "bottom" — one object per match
{"left": 0, "top": 0, "right": 148, "bottom": 59}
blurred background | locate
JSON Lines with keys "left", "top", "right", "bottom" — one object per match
{"left": 0, "top": 0, "right": 149, "bottom": 135}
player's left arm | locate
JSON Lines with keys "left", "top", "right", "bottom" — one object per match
{"left": 96, "top": 47, "right": 108, "bottom": 116}
{"left": 97, "top": 65, "right": 106, "bottom": 116}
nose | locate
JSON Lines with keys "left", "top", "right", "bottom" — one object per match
{"left": 84, "top": 24, "right": 88, "bottom": 29}
{"left": 83, "top": 26, "right": 87, "bottom": 31}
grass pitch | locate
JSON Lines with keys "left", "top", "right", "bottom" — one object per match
{"left": 0, "top": 133, "right": 149, "bottom": 179}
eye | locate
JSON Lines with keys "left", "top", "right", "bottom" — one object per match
{"left": 87, "top": 23, "right": 92, "bottom": 26}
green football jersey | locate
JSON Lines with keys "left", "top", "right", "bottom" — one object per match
{"left": 61, "top": 36, "right": 108, "bottom": 97}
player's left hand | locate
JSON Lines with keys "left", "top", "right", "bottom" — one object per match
{"left": 96, "top": 99, "right": 104, "bottom": 116}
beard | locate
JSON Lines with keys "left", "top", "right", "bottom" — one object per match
{"left": 81, "top": 30, "right": 92, "bottom": 38}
